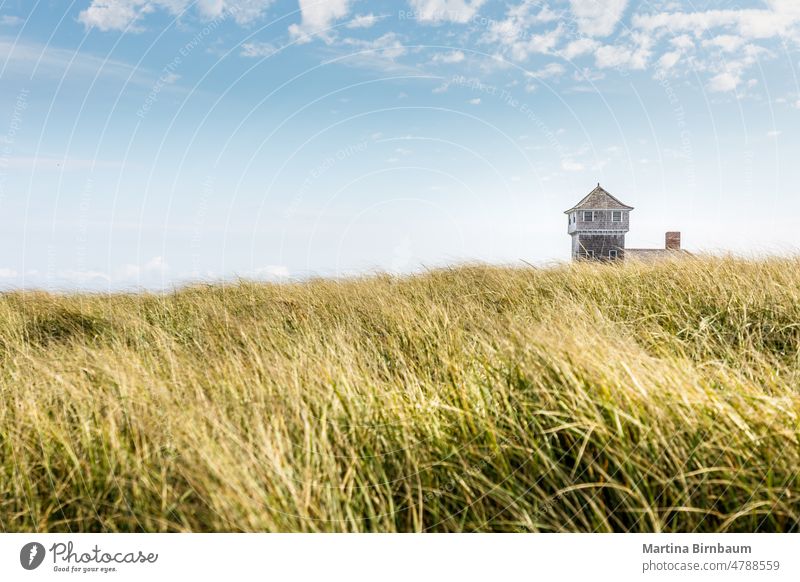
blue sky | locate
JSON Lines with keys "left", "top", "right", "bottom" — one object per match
{"left": 0, "top": 0, "right": 799, "bottom": 289}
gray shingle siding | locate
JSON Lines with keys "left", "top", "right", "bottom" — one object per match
{"left": 574, "top": 234, "right": 625, "bottom": 260}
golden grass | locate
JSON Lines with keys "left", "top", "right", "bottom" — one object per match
{"left": 1, "top": 255, "right": 799, "bottom": 532}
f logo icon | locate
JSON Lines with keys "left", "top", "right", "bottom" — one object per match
{"left": 20, "top": 542, "right": 46, "bottom": 570}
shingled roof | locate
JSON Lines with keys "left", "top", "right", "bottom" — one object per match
{"left": 564, "top": 184, "right": 634, "bottom": 214}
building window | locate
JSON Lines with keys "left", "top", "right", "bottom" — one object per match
{"left": 609, "top": 250, "right": 618, "bottom": 259}
{"left": 583, "top": 211, "right": 593, "bottom": 222}
{"left": 586, "top": 250, "right": 595, "bottom": 259}
{"left": 612, "top": 211, "right": 622, "bottom": 222}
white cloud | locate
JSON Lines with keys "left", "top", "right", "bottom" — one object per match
{"left": 670, "top": 35, "right": 694, "bottom": 51}
{"left": 525, "top": 27, "right": 563, "bottom": 57}
{"left": 407, "top": 0, "right": 486, "bottom": 24}
{"left": 484, "top": 2, "right": 562, "bottom": 61}
{"left": 79, "top": 0, "right": 150, "bottom": 31}
{"left": 1, "top": 15, "right": 23, "bottom": 26}
{"left": 702, "top": 34, "right": 745, "bottom": 52}
{"left": 118, "top": 256, "right": 169, "bottom": 280}
{"left": 767, "top": 130, "right": 782, "bottom": 137}
{"left": 79, "top": 0, "right": 275, "bottom": 32}
{"left": 195, "top": 0, "right": 275, "bottom": 24}
{"left": 144, "top": 256, "right": 168, "bottom": 272}
{"left": 240, "top": 41, "right": 277, "bottom": 58}
{"left": 58, "top": 270, "right": 111, "bottom": 284}
{"left": 334, "top": 33, "right": 420, "bottom": 74}
{"left": 501, "top": 25, "right": 563, "bottom": 62}
{"left": 347, "top": 13, "right": 379, "bottom": 29}
{"left": 586, "top": 4, "right": 793, "bottom": 92}
{"left": 196, "top": 0, "right": 226, "bottom": 19}
{"left": 595, "top": 42, "right": 649, "bottom": 70}
{"left": 703, "top": 44, "right": 769, "bottom": 92}
{"left": 289, "top": 0, "right": 351, "bottom": 43}
{"left": 561, "top": 38, "right": 599, "bottom": 60}
{"left": 0, "top": 37, "right": 169, "bottom": 88}
{"left": 524, "top": 64, "right": 566, "bottom": 91}
{"left": 656, "top": 50, "right": 681, "bottom": 71}
{"left": 572, "top": 67, "right": 604, "bottom": 82}
{"left": 632, "top": 6, "right": 800, "bottom": 41}
{"left": 0, "top": 268, "right": 18, "bottom": 278}
{"left": 708, "top": 71, "right": 740, "bottom": 92}
{"left": 45, "top": 257, "right": 168, "bottom": 287}
{"left": 224, "top": 0, "right": 279, "bottom": 25}
{"left": 249, "top": 265, "right": 290, "bottom": 280}
{"left": 433, "top": 50, "right": 465, "bottom": 64}
{"left": 0, "top": 38, "right": 119, "bottom": 78}
{"left": 562, "top": 159, "right": 585, "bottom": 172}
{"left": 526, "top": 62, "right": 565, "bottom": 80}
{"left": 569, "top": 0, "right": 628, "bottom": 37}
{"left": 342, "top": 33, "right": 409, "bottom": 61}
{"left": 468, "top": 97, "right": 481, "bottom": 105}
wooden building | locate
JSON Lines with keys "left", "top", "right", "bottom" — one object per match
{"left": 565, "top": 184, "right": 681, "bottom": 261}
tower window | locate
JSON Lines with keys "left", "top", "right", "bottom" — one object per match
{"left": 583, "top": 211, "right": 593, "bottom": 221}
{"left": 609, "top": 250, "right": 618, "bottom": 259}
{"left": 612, "top": 211, "right": 622, "bottom": 222}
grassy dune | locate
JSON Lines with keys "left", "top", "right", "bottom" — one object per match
{"left": 1, "top": 256, "right": 799, "bottom": 532}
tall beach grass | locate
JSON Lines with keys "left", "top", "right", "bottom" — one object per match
{"left": 0, "top": 255, "right": 799, "bottom": 532}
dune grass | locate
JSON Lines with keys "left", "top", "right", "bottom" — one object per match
{"left": 0, "top": 255, "right": 799, "bottom": 532}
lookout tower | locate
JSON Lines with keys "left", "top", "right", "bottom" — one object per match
{"left": 565, "top": 184, "right": 633, "bottom": 261}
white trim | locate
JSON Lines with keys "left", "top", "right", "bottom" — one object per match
{"left": 564, "top": 207, "right": 634, "bottom": 214}
{"left": 572, "top": 229, "right": 628, "bottom": 234}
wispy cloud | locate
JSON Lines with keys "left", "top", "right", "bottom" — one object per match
{"left": 117, "top": 256, "right": 169, "bottom": 280}
{"left": 433, "top": 50, "right": 466, "bottom": 64}
{"left": 347, "top": 13, "right": 381, "bottom": 29}
{"left": 78, "top": 0, "right": 276, "bottom": 31}
{"left": 482, "top": 2, "right": 560, "bottom": 61}
{"left": 1, "top": 155, "right": 125, "bottom": 171}
{"left": 0, "top": 15, "right": 23, "bottom": 26}
{"left": 561, "top": 159, "right": 585, "bottom": 172}
{"left": 632, "top": 4, "right": 800, "bottom": 41}
{"left": 526, "top": 62, "right": 566, "bottom": 80}
{"left": 569, "top": 0, "right": 628, "bottom": 37}
{"left": 335, "top": 33, "right": 419, "bottom": 73}
{"left": 0, "top": 37, "right": 151, "bottom": 83}
{"left": 240, "top": 41, "right": 277, "bottom": 58}
{"left": 247, "top": 265, "right": 290, "bottom": 280}
{"left": 406, "top": 0, "right": 486, "bottom": 24}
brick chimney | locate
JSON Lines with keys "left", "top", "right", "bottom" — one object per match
{"left": 665, "top": 231, "right": 681, "bottom": 251}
